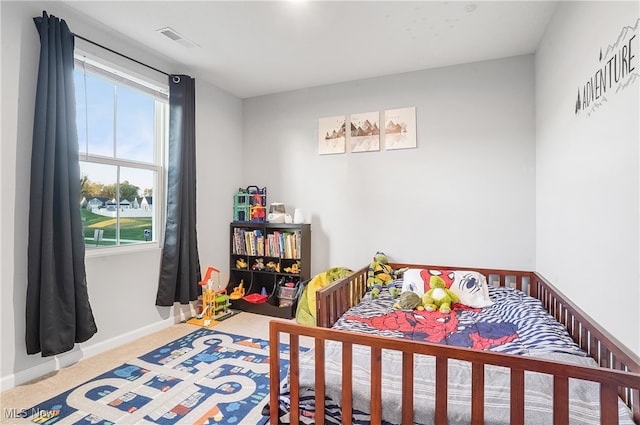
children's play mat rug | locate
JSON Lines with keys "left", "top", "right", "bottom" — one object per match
{"left": 25, "top": 328, "right": 295, "bottom": 425}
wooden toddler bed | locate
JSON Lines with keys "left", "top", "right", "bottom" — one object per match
{"left": 269, "top": 264, "right": 640, "bottom": 424}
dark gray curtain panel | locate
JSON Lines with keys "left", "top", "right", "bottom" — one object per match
{"left": 156, "top": 75, "right": 201, "bottom": 306}
{"left": 26, "top": 11, "right": 97, "bottom": 356}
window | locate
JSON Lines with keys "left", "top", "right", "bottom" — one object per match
{"left": 75, "top": 54, "right": 168, "bottom": 250}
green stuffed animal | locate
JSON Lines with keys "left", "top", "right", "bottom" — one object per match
{"left": 422, "top": 275, "right": 459, "bottom": 313}
{"left": 367, "top": 252, "right": 408, "bottom": 299}
{"left": 393, "top": 291, "right": 425, "bottom": 310}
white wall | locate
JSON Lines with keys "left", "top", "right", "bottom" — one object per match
{"left": 536, "top": 1, "right": 640, "bottom": 353}
{"left": 243, "top": 55, "right": 537, "bottom": 274}
{"left": 0, "top": 1, "right": 243, "bottom": 390}
{"left": 195, "top": 79, "right": 244, "bottom": 271}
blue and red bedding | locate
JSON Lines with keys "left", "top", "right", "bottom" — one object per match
{"left": 332, "top": 285, "right": 586, "bottom": 357}
{"left": 276, "top": 284, "right": 636, "bottom": 424}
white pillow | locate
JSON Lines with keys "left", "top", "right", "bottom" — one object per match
{"left": 401, "top": 268, "right": 426, "bottom": 296}
{"left": 401, "top": 268, "right": 493, "bottom": 308}
{"left": 449, "top": 271, "right": 493, "bottom": 308}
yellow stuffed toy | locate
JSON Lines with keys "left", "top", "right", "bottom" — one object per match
{"left": 422, "top": 275, "right": 459, "bottom": 313}
{"left": 367, "top": 252, "right": 407, "bottom": 298}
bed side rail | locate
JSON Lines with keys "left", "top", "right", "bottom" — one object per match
{"left": 532, "top": 271, "right": 640, "bottom": 422}
{"left": 269, "top": 320, "right": 640, "bottom": 425}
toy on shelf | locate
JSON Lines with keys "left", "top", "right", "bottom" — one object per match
{"left": 247, "top": 186, "right": 267, "bottom": 222}
{"left": 265, "top": 260, "right": 280, "bottom": 272}
{"left": 284, "top": 261, "right": 301, "bottom": 274}
{"left": 230, "top": 280, "right": 245, "bottom": 300}
{"left": 243, "top": 293, "right": 267, "bottom": 304}
{"left": 236, "top": 258, "right": 248, "bottom": 269}
{"left": 233, "top": 185, "right": 267, "bottom": 222}
{"left": 187, "top": 266, "right": 234, "bottom": 328}
{"left": 252, "top": 258, "right": 265, "bottom": 270}
{"left": 233, "top": 188, "right": 250, "bottom": 222}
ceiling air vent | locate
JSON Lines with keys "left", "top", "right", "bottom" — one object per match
{"left": 156, "top": 27, "right": 198, "bottom": 48}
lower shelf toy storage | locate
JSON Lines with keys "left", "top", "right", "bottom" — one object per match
{"left": 226, "top": 277, "right": 307, "bottom": 319}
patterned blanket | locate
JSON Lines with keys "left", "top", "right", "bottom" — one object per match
{"left": 333, "top": 286, "right": 586, "bottom": 356}
{"left": 279, "top": 286, "right": 636, "bottom": 424}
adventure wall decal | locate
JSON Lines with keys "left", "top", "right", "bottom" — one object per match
{"left": 575, "top": 18, "right": 639, "bottom": 117}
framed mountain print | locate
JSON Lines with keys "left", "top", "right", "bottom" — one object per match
{"left": 319, "top": 115, "right": 346, "bottom": 155}
{"left": 384, "top": 107, "right": 416, "bottom": 150}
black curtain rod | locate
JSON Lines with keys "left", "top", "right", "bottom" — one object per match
{"left": 73, "top": 33, "right": 170, "bottom": 77}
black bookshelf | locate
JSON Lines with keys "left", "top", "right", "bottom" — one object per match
{"left": 226, "top": 222, "right": 311, "bottom": 319}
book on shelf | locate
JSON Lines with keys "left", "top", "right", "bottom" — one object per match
{"left": 276, "top": 231, "right": 300, "bottom": 259}
{"left": 246, "top": 230, "right": 263, "bottom": 256}
{"left": 233, "top": 227, "right": 245, "bottom": 255}
{"left": 244, "top": 232, "right": 251, "bottom": 255}
{"left": 256, "top": 233, "right": 264, "bottom": 256}
{"left": 265, "top": 231, "right": 280, "bottom": 258}
{"left": 284, "top": 233, "right": 292, "bottom": 258}
{"left": 278, "top": 232, "right": 285, "bottom": 257}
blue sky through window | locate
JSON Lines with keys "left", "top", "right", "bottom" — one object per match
{"left": 76, "top": 72, "right": 114, "bottom": 158}
{"left": 75, "top": 68, "right": 156, "bottom": 195}
{"left": 116, "top": 86, "right": 154, "bottom": 163}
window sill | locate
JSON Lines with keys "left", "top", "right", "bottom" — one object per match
{"left": 84, "top": 242, "right": 161, "bottom": 258}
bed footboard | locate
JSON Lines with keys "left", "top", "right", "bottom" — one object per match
{"left": 270, "top": 320, "right": 640, "bottom": 425}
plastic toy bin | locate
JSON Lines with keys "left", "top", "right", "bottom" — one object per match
{"left": 277, "top": 286, "right": 297, "bottom": 299}
{"left": 277, "top": 282, "right": 299, "bottom": 307}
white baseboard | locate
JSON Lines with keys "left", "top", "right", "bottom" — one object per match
{"left": 1, "top": 317, "right": 181, "bottom": 392}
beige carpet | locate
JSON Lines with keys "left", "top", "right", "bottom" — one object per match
{"left": 0, "top": 312, "right": 309, "bottom": 424}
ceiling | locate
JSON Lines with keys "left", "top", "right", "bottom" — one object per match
{"left": 61, "top": 1, "right": 558, "bottom": 98}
